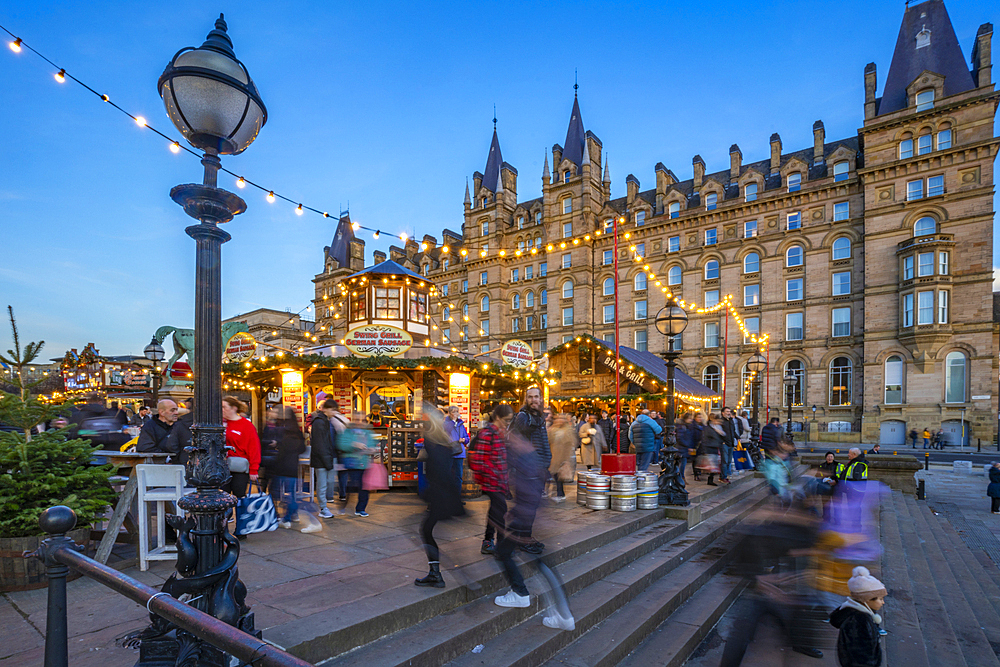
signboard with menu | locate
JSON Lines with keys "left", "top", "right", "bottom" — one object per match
{"left": 448, "top": 373, "right": 471, "bottom": 424}
{"left": 281, "top": 370, "right": 305, "bottom": 429}
{"left": 345, "top": 325, "right": 413, "bottom": 357}
{"left": 500, "top": 339, "right": 534, "bottom": 368}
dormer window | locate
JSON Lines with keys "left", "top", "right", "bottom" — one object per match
{"left": 705, "top": 192, "right": 717, "bottom": 211}
{"left": 481, "top": 197, "right": 488, "bottom": 208}
{"left": 745, "top": 183, "right": 758, "bottom": 202}
{"left": 668, "top": 201, "right": 680, "bottom": 219}
{"left": 635, "top": 210, "right": 646, "bottom": 226}
{"left": 916, "top": 89, "right": 934, "bottom": 111}
{"left": 787, "top": 173, "right": 801, "bottom": 192}
{"left": 916, "top": 26, "right": 931, "bottom": 49}
{"left": 564, "top": 170, "right": 571, "bottom": 182}
{"left": 422, "top": 264, "right": 429, "bottom": 276}
{"left": 833, "top": 161, "right": 849, "bottom": 182}
{"left": 517, "top": 215, "right": 524, "bottom": 229}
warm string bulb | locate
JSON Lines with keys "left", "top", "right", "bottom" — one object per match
{"left": 170, "top": 142, "right": 180, "bottom": 153}
{"left": 236, "top": 177, "right": 246, "bottom": 189}
{"left": 296, "top": 204, "right": 304, "bottom": 216}
{"left": 54, "top": 69, "right": 65, "bottom": 83}
{"left": 135, "top": 116, "right": 146, "bottom": 127}
{"left": 9, "top": 38, "right": 21, "bottom": 52}
{"left": 267, "top": 191, "right": 275, "bottom": 203}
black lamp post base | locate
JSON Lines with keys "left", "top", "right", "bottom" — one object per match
{"left": 657, "top": 450, "right": 690, "bottom": 506}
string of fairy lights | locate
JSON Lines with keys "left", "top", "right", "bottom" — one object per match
{"left": 5, "top": 26, "right": 770, "bottom": 407}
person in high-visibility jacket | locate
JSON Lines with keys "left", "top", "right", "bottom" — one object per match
{"left": 819, "top": 451, "right": 844, "bottom": 479}
{"left": 838, "top": 448, "right": 869, "bottom": 481}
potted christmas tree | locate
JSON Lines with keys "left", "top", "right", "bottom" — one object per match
{"left": 0, "top": 306, "right": 116, "bottom": 591}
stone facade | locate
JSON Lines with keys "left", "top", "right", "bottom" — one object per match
{"left": 314, "top": 2, "right": 998, "bottom": 444}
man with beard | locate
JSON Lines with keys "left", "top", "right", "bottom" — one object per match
{"left": 719, "top": 406, "right": 741, "bottom": 483}
{"left": 506, "top": 386, "right": 550, "bottom": 555}
{"left": 136, "top": 398, "right": 191, "bottom": 465}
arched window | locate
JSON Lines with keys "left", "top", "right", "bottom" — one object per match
{"left": 917, "top": 132, "right": 932, "bottom": 156}
{"left": 832, "top": 237, "right": 851, "bottom": 260}
{"left": 787, "top": 173, "right": 801, "bottom": 192}
{"left": 899, "top": 134, "right": 914, "bottom": 159}
{"left": 668, "top": 266, "right": 682, "bottom": 286}
{"left": 540, "top": 289, "right": 548, "bottom": 305}
{"left": 833, "top": 161, "right": 849, "bottom": 182}
{"left": 634, "top": 273, "right": 647, "bottom": 291}
{"left": 784, "top": 360, "right": 804, "bottom": 406}
{"left": 562, "top": 280, "right": 574, "bottom": 299}
{"left": 517, "top": 238, "right": 526, "bottom": 252}
{"left": 602, "top": 278, "right": 614, "bottom": 296}
{"left": 945, "top": 351, "right": 967, "bottom": 403}
{"left": 744, "top": 252, "right": 760, "bottom": 274}
{"left": 442, "top": 307, "right": 451, "bottom": 321}
{"left": 786, "top": 245, "right": 804, "bottom": 267}
{"left": 884, "top": 355, "right": 903, "bottom": 404}
{"left": 745, "top": 182, "right": 758, "bottom": 202}
{"left": 668, "top": 201, "right": 680, "bottom": 219}
{"left": 462, "top": 303, "right": 469, "bottom": 318}
{"left": 742, "top": 365, "right": 760, "bottom": 408}
{"left": 705, "top": 192, "right": 718, "bottom": 210}
{"left": 526, "top": 291, "right": 534, "bottom": 308}
{"left": 480, "top": 295, "right": 490, "bottom": 312}
{"left": 914, "top": 217, "right": 936, "bottom": 237}
{"left": 705, "top": 260, "right": 720, "bottom": 280}
{"left": 702, "top": 365, "right": 721, "bottom": 407}
{"left": 829, "top": 357, "right": 852, "bottom": 406}
{"left": 512, "top": 294, "right": 520, "bottom": 310}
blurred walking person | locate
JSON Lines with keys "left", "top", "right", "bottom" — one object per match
{"left": 444, "top": 405, "right": 470, "bottom": 490}
{"left": 577, "top": 413, "right": 606, "bottom": 471}
{"left": 271, "top": 407, "right": 305, "bottom": 529}
{"left": 509, "top": 387, "right": 550, "bottom": 554}
{"left": 699, "top": 413, "right": 725, "bottom": 486}
{"left": 548, "top": 413, "right": 576, "bottom": 502}
{"left": 469, "top": 404, "right": 513, "bottom": 555}
{"left": 415, "top": 407, "right": 465, "bottom": 588}
{"left": 309, "top": 400, "right": 338, "bottom": 519}
{"left": 337, "top": 413, "right": 375, "bottom": 517}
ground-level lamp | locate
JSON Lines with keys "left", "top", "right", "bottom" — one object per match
{"left": 783, "top": 370, "right": 797, "bottom": 444}
{"left": 746, "top": 352, "right": 767, "bottom": 447}
{"left": 142, "top": 337, "right": 165, "bottom": 406}
{"left": 654, "top": 303, "right": 689, "bottom": 450}
{"left": 137, "top": 14, "right": 267, "bottom": 666}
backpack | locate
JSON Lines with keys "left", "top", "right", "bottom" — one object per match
{"left": 467, "top": 428, "right": 485, "bottom": 453}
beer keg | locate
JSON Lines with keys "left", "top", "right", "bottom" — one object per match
{"left": 610, "top": 474, "right": 638, "bottom": 512}
{"left": 586, "top": 474, "right": 610, "bottom": 510}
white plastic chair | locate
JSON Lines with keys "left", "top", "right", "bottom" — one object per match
{"left": 136, "top": 464, "right": 186, "bottom": 571}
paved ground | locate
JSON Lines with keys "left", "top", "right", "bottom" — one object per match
{"left": 0, "top": 465, "right": 748, "bottom": 666}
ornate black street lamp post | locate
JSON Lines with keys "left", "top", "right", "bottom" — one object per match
{"left": 132, "top": 15, "right": 266, "bottom": 666}
{"left": 654, "top": 303, "right": 689, "bottom": 505}
{"left": 746, "top": 352, "right": 767, "bottom": 448}
{"left": 783, "top": 370, "right": 797, "bottom": 445}
{"left": 143, "top": 337, "right": 164, "bottom": 406}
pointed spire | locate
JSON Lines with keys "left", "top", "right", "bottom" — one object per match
{"left": 464, "top": 179, "right": 471, "bottom": 205}
{"left": 481, "top": 111, "right": 504, "bottom": 194}
{"left": 543, "top": 152, "right": 550, "bottom": 180}
{"left": 562, "top": 87, "right": 586, "bottom": 168}
{"left": 603, "top": 155, "right": 610, "bottom": 183}
{"left": 582, "top": 138, "right": 591, "bottom": 166}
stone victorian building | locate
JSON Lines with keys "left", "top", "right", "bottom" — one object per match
{"left": 316, "top": 0, "right": 997, "bottom": 445}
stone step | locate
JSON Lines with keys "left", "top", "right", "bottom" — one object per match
{"left": 928, "top": 510, "right": 1000, "bottom": 621}
{"left": 615, "top": 572, "right": 746, "bottom": 667}
{"left": 891, "top": 491, "right": 968, "bottom": 667}
{"left": 880, "top": 490, "right": 930, "bottom": 667}
{"left": 904, "top": 496, "right": 1000, "bottom": 666}
{"left": 327, "top": 484, "right": 769, "bottom": 667}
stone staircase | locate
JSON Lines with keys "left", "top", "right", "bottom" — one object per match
{"left": 317, "top": 469, "right": 786, "bottom": 667}
{"left": 881, "top": 489, "right": 1000, "bottom": 667}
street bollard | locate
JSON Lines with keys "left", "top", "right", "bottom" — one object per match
{"left": 978, "top": 439, "right": 981, "bottom": 452}
{"left": 917, "top": 478, "right": 925, "bottom": 500}
{"left": 925, "top": 452, "right": 930, "bottom": 470}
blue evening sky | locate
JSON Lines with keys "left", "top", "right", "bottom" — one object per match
{"left": 1, "top": 0, "right": 995, "bottom": 358}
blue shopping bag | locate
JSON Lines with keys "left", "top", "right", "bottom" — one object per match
{"left": 235, "top": 483, "right": 278, "bottom": 535}
{"left": 733, "top": 449, "right": 753, "bottom": 471}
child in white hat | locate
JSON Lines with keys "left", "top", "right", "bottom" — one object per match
{"left": 828, "top": 566, "right": 886, "bottom": 666}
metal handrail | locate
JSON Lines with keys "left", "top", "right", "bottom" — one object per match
{"left": 28, "top": 506, "right": 312, "bottom": 667}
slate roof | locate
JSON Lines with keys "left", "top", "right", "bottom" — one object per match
{"left": 879, "top": 0, "right": 975, "bottom": 115}
{"left": 482, "top": 129, "right": 504, "bottom": 193}
{"left": 345, "top": 259, "right": 425, "bottom": 282}
{"left": 562, "top": 95, "right": 586, "bottom": 168}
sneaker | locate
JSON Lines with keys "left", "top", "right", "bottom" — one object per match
{"left": 318, "top": 508, "right": 333, "bottom": 519}
{"left": 520, "top": 542, "right": 543, "bottom": 555}
{"left": 337, "top": 506, "right": 347, "bottom": 516}
{"left": 494, "top": 590, "right": 530, "bottom": 608}
{"left": 279, "top": 520, "right": 292, "bottom": 529}
{"left": 355, "top": 511, "right": 369, "bottom": 517}
{"left": 481, "top": 539, "right": 495, "bottom": 555}
{"left": 542, "top": 611, "right": 576, "bottom": 631}
{"left": 290, "top": 515, "right": 301, "bottom": 523}
{"left": 553, "top": 496, "right": 566, "bottom": 503}
{"left": 301, "top": 523, "right": 322, "bottom": 533}
{"left": 338, "top": 496, "right": 348, "bottom": 502}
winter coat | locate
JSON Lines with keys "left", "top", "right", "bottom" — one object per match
{"left": 548, "top": 423, "right": 577, "bottom": 481}
{"left": 700, "top": 424, "right": 723, "bottom": 457}
{"left": 424, "top": 433, "right": 464, "bottom": 518}
{"left": 337, "top": 426, "right": 374, "bottom": 470}
{"left": 829, "top": 599, "right": 882, "bottom": 667}
{"left": 309, "top": 412, "right": 335, "bottom": 470}
{"left": 628, "top": 414, "right": 663, "bottom": 454}
{"left": 987, "top": 466, "right": 1000, "bottom": 499}
{"left": 269, "top": 424, "right": 305, "bottom": 478}
{"left": 596, "top": 417, "right": 614, "bottom": 450}
{"left": 469, "top": 422, "right": 508, "bottom": 494}
{"left": 720, "top": 417, "right": 740, "bottom": 449}
{"left": 510, "top": 408, "right": 551, "bottom": 473}
{"left": 444, "top": 417, "right": 470, "bottom": 458}
{"left": 760, "top": 423, "right": 783, "bottom": 452}
{"left": 225, "top": 417, "right": 261, "bottom": 475}
{"left": 136, "top": 416, "right": 191, "bottom": 464}
{"left": 578, "top": 421, "right": 606, "bottom": 467}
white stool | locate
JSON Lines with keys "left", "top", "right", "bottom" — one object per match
{"left": 136, "top": 464, "right": 185, "bottom": 571}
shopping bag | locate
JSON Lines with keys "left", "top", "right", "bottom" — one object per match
{"left": 363, "top": 462, "right": 389, "bottom": 491}
{"left": 733, "top": 450, "right": 752, "bottom": 471}
{"left": 235, "top": 483, "right": 278, "bottom": 535}
{"left": 696, "top": 454, "right": 721, "bottom": 473}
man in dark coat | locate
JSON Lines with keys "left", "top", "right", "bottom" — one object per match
{"left": 597, "top": 410, "right": 614, "bottom": 451}
{"left": 136, "top": 399, "right": 191, "bottom": 464}
{"left": 309, "top": 400, "right": 338, "bottom": 518}
{"left": 760, "top": 417, "right": 783, "bottom": 454}
{"left": 719, "top": 407, "right": 740, "bottom": 482}
{"left": 508, "top": 387, "right": 550, "bottom": 554}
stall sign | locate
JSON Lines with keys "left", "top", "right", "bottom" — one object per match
{"left": 448, "top": 373, "right": 471, "bottom": 424}
{"left": 361, "top": 372, "right": 406, "bottom": 386}
{"left": 344, "top": 325, "right": 412, "bottom": 358}
{"left": 122, "top": 370, "right": 150, "bottom": 387}
{"left": 376, "top": 385, "right": 409, "bottom": 399}
{"left": 224, "top": 332, "right": 257, "bottom": 363}
{"left": 601, "top": 356, "right": 653, "bottom": 391}
{"left": 281, "top": 370, "right": 305, "bottom": 428}
{"left": 500, "top": 340, "right": 534, "bottom": 368}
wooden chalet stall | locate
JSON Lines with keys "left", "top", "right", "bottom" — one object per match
{"left": 544, "top": 335, "right": 718, "bottom": 421}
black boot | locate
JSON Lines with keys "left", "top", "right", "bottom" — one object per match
{"left": 415, "top": 561, "right": 445, "bottom": 588}
{"left": 707, "top": 474, "right": 717, "bottom": 486}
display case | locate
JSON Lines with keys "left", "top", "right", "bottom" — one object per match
{"left": 387, "top": 419, "right": 421, "bottom": 486}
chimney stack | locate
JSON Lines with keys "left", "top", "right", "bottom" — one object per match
{"left": 973, "top": 23, "right": 993, "bottom": 88}
{"left": 813, "top": 121, "right": 825, "bottom": 166}
{"left": 864, "top": 63, "right": 878, "bottom": 120}
{"left": 626, "top": 174, "right": 640, "bottom": 204}
{"left": 769, "top": 133, "right": 782, "bottom": 175}
{"left": 729, "top": 144, "right": 742, "bottom": 181}
{"left": 373, "top": 250, "right": 387, "bottom": 264}
{"left": 693, "top": 155, "right": 705, "bottom": 189}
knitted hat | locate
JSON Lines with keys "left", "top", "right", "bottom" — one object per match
{"left": 848, "top": 566, "right": 886, "bottom": 602}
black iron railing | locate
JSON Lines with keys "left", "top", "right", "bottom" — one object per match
{"left": 26, "top": 506, "right": 312, "bottom": 667}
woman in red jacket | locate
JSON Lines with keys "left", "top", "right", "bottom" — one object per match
{"left": 468, "top": 404, "right": 514, "bottom": 555}
{"left": 222, "top": 396, "right": 261, "bottom": 502}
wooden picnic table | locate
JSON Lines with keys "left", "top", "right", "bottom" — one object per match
{"left": 91, "top": 450, "right": 170, "bottom": 564}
